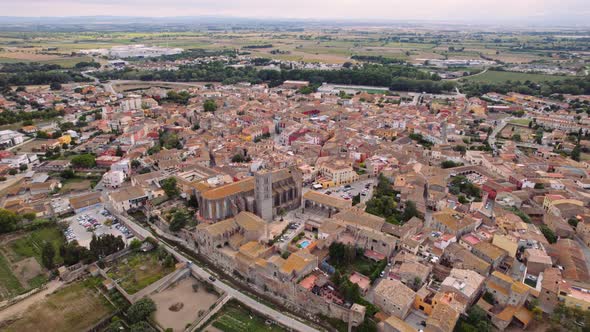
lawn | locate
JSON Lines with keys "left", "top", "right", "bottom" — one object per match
{"left": 9, "top": 226, "right": 65, "bottom": 265}
{"left": 211, "top": 300, "right": 287, "bottom": 332}
{"left": 107, "top": 251, "right": 175, "bottom": 294}
{"left": 463, "top": 70, "right": 568, "bottom": 83}
{"left": 2, "top": 278, "right": 114, "bottom": 332}
{"left": 509, "top": 118, "right": 532, "bottom": 126}
{"left": 329, "top": 255, "right": 383, "bottom": 279}
{"left": 60, "top": 178, "right": 93, "bottom": 193}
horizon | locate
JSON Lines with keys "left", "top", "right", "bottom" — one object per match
{"left": 1, "top": 0, "right": 589, "bottom": 27}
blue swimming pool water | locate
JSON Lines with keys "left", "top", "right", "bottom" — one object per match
{"left": 300, "top": 240, "right": 311, "bottom": 248}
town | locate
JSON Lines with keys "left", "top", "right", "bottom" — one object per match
{"left": 0, "top": 17, "right": 589, "bottom": 332}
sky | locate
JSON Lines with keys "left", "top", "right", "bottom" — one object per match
{"left": 2, "top": 0, "right": 590, "bottom": 25}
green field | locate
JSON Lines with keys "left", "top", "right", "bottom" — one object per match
{"left": 0, "top": 253, "right": 25, "bottom": 300}
{"left": 211, "top": 300, "right": 287, "bottom": 332}
{"left": 463, "top": 70, "right": 569, "bottom": 83}
{"left": 509, "top": 118, "right": 532, "bottom": 126}
{"left": 2, "top": 278, "right": 114, "bottom": 332}
{"left": 107, "top": 251, "right": 175, "bottom": 294}
{"left": 9, "top": 226, "right": 65, "bottom": 265}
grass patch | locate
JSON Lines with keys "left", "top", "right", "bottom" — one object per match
{"left": 1, "top": 278, "right": 114, "bottom": 332}
{"left": 211, "top": 300, "right": 287, "bottom": 332}
{"left": 509, "top": 118, "right": 532, "bottom": 126}
{"left": 106, "top": 251, "right": 175, "bottom": 295}
{"left": 0, "top": 253, "right": 24, "bottom": 301}
{"left": 26, "top": 274, "right": 48, "bottom": 289}
{"left": 9, "top": 227, "right": 65, "bottom": 265}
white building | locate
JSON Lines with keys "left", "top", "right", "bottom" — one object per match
{"left": 111, "top": 159, "right": 131, "bottom": 175}
{"left": 0, "top": 130, "right": 25, "bottom": 148}
{"left": 102, "top": 170, "right": 126, "bottom": 189}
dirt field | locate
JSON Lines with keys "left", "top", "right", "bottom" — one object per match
{"left": 150, "top": 277, "right": 220, "bottom": 331}
{"left": 0, "top": 279, "right": 113, "bottom": 332}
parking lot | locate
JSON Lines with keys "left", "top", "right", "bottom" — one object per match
{"left": 64, "top": 205, "right": 134, "bottom": 248}
{"left": 309, "top": 179, "right": 377, "bottom": 203}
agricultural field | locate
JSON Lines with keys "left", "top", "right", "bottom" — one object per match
{"left": 0, "top": 29, "right": 577, "bottom": 66}
{"left": 462, "top": 70, "right": 568, "bottom": 84}
{"left": 0, "top": 226, "right": 63, "bottom": 301}
{"left": 204, "top": 300, "right": 287, "bottom": 332}
{"left": 106, "top": 250, "right": 175, "bottom": 294}
{"left": 0, "top": 278, "right": 114, "bottom": 332}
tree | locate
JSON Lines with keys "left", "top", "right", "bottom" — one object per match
{"left": 0, "top": 209, "right": 21, "bottom": 234}
{"left": 203, "top": 99, "right": 217, "bottom": 112}
{"left": 352, "top": 193, "right": 361, "bottom": 206}
{"left": 130, "top": 321, "right": 156, "bottom": 332}
{"left": 512, "top": 133, "right": 522, "bottom": 142}
{"left": 401, "top": 201, "right": 419, "bottom": 222}
{"left": 71, "top": 154, "right": 96, "bottom": 168}
{"left": 161, "top": 177, "right": 179, "bottom": 198}
{"left": 169, "top": 209, "right": 189, "bottom": 232}
{"left": 36, "top": 131, "right": 50, "bottom": 139}
{"left": 18, "top": 164, "right": 28, "bottom": 172}
{"left": 540, "top": 225, "right": 557, "bottom": 244}
{"left": 90, "top": 234, "right": 125, "bottom": 258}
{"left": 8, "top": 169, "right": 17, "bottom": 176}
{"left": 115, "top": 145, "right": 124, "bottom": 157}
{"left": 60, "top": 169, "right": 75, "bottom": 179}
{"left": 441, "top": 160, "right": 462, "bottom": 169}
{"left": 59, "top": 241, "right": 93, "bottom": 266}
{"left": 129, "top": 239, "right": 142, "bottom": 251}
{"left": 49, "top": 82, "right": 62, "bottom": 90}
{"left": 41, "top": 242, "right": 55, "bottom": 269}
{"left": 127, "top": 298, "right": 156, "bottom": 324}
{"left": 131, "top": 160, "right": 141, "bottom": 169}
{"left": 187, "top": 194, "right": 199, "bottom": 209}
{"left": 571, "top": 144, "right": 581, "bottom": 162}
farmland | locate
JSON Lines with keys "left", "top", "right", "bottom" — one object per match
{"left": 0, "top": 226, "right": 63, "bottom": 301}
{"left": 462, "top": 70, "right": 568, "bottom": 84}
{"left": 0, "top": 278, "right": 114, "bottom": 332}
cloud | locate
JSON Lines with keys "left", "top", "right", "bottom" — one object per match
{"left": 2, "top": 0, "right": 588, "bottom": 24}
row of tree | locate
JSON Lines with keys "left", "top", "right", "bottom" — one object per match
{"left": 94, "top": 62, "right": 458, "bottom": 93}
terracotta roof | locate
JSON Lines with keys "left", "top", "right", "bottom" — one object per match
{"left": 280, "top": 250, "right": 316, "bottom": 275}
{"left": 303, "top": 190, "right": 352, "bottom": 210}
{"left": 109, "top": 186, "right": 147, "bottom": 202}
{"left": 384, "top": 316, "right": 416, "bottom": 332}
{"left": 426, "top": 302, "right": 460, "bottom": 332}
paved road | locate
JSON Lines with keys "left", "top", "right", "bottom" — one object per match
{"left": 105, "top": 204, "right": 320, "bottom": 332}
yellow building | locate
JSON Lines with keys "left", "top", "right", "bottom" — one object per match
{"left": 492, "top": 233, "right": 518, "bottom": 258}
{"left": 57, "top": 135, "right": 72, "bottom": 145}
{"left": 318, "top": 159, "right": 359, "bottom": 186}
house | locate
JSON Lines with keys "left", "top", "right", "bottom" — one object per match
{"left": 425, "top": 302, "right": 461, "bottom": 332}
{"left": 429, "top": 209, "right": 480, "bottom": 237}
{"left": 373, "top": 279, "right": 416, "bottom": 319}
{"left": 440, "top": 268, "right": 485, "bottom": 306}
{"left": 102, "top": 170, "right": 126, "bottom": 189}
{"left": 471, "top": 242, "right": 508, "bottom": 269}
{"left": 109, "top": 186, "right": 149, "bottom": 211}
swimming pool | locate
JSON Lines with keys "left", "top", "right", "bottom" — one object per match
{"left": 300, "top": 240, "right": 311, "bottom": 248}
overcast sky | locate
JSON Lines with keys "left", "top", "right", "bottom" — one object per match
{"left": 2, "top": 0, "right": 589, "bottom": 24}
